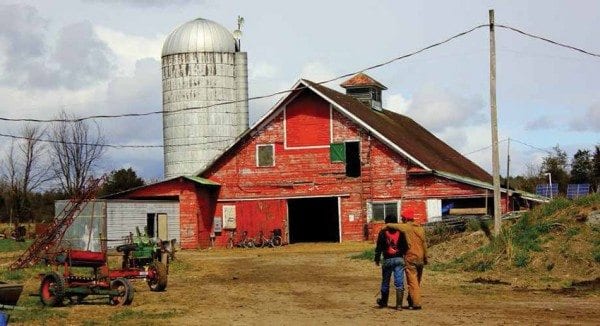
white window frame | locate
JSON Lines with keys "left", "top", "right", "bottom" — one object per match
{"left": 367, "top": 200, "right": 400, "bottom": 222}
{"left": 256, "top": 144, "right": 275, "bottom": 167}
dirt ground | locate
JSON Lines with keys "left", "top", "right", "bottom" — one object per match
{"left": 6, "top": 242, "right": 600, "bottom": 325}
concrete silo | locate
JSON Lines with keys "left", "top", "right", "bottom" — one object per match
{"left": 161, "top": 18, "right": 248, "bottom": 178}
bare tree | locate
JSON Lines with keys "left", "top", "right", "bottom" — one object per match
{"left": 49, "top": 111, "right": 106, "bottom": 196}
{"left": 0, "top": 124, "right": 50, "bottom": 225}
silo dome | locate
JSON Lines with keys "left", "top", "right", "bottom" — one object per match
{"left": 162, "top": 18, "right": 237, "bottom": 56}
{"left": 161, "top": 17, "right": 248, "bottom": 179}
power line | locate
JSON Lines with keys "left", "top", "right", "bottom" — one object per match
{"left": 510, "top": 138, "right": 553, "bottom": 154}
{"left": 0, "top": 24, "right": 489, "bottom": 124}
{"left": 496, "top": 24, "right": 600, "bottom": 58}
{"left": 462, "top": 138, "right": 508, "bottom": 156}
{"left": 0, "top": 132, "right": 236, "bottom": 149}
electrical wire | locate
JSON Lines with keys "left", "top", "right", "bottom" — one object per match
{"left": 510, "top": 138, "right": 553, "bottom": 154}
{"left": 0, "top": 132, "right": 236, "bottom": 149}
{"left": 462, "top": 138, "right": 508, "bottom": 156}
{"left": 0, "top": 24, "right": 489, "bottom": 124}
{"left": 496, "top": 24, "right": 600, "bottom": 58}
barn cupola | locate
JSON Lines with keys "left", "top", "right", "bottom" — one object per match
{"left": 340, "top": 73, "right": 387, "bottom": 111}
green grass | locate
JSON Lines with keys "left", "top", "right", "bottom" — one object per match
{"left": 566, "top": 227, "right": 580, "bottom": 238}
{"left": 0, "top": 239, "right": 32, "bottom": 253}
{"left": 350, "top": 248, "right": 375, "bottom": 261}
{"left": 513, "top": 250, "right": 530, "bottom": 268}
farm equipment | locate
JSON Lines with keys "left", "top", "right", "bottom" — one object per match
{"left": 39, "top": 249, "right": 134, "bottom": 306}
{"left": 38, "top": 231, "right": 172, "bottom": 306}
{"left": 116, "top": 226, "right": 172, "bottom": 291}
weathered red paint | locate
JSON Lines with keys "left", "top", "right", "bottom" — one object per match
{"left": 116, "top": 178, "right": 217, "bottom": 249}
{"left": 285, "top": 92, "right": 331, "bottom": 148}
{"left": 202, "top": 90, "right": 506, "bottom": 244}
{"left": 115, "top": 88, "right": 507, "bottom": 248}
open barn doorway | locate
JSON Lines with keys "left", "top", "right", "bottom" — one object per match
{"left": 287, "top": 197, "right": 340, "bottom": 243}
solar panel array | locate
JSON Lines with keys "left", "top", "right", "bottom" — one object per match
{"left": 566, "top": 184, "right": 590, "bottom": 199}
{"left": 535, "top": 183, "right": 559, "bottom": 197}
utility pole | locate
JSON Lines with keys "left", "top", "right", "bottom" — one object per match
{"left": 489, "top": 9, "right": 502, "bottom": 236}
{"left": 506, "top": 138, "right": 511, "bottom": 212}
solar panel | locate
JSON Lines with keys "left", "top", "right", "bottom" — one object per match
{"left": 566, "top": 184, "right": 590, "bottom": 199}
{"left": 535, "top": 183, "right": 559, "bottom": 197}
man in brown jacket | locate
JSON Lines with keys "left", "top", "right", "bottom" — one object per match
{"left": 383, "top": 208, "right": 427, "bottom": 309}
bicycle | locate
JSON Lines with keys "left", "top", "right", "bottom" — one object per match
{"left": 227, "top": 230, "right": 255, "bottom": 248}
{"left": 255, "top": 229, "right": 282, "bottom": 248}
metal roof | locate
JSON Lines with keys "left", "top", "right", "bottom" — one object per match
{"left": 162, "top": 18, "right": 236, "bottom": 56}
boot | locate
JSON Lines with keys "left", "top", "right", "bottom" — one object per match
{"left": 395, "top": 289, "right": 404, "bottom": 310}
{"left": 376, "top": 291, "right": 389, "bottom": 308}
{"left": 407, "top": 294, "right": 413, "bottom": 308}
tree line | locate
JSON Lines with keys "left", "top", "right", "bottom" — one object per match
{"left": 507, "top": 144, "right": 600, "bottom": 195}
{"left": 0, "top": 111, "right": 144, "bottom": 225}
{"left": 1, "top": 114, "right": 597, "bottom": 224}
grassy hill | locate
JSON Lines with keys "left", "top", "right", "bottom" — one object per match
{"left": 429, "top": 193, "right": 600, "bottom": 289}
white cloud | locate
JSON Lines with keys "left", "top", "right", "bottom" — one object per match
{"left": 94, "top": 26, "right": 163, "bottom": 75}
{"left": 385, "top": 93, "right": 412, "bottom": 114}
{"left": 299, "top": 61, "right": 336, "bottom": 83}
{"left": 249, "top": 62, "right": 279, "bottom": 80}
{"left": 405, "top": 85, "right": 485, "bottom": 133}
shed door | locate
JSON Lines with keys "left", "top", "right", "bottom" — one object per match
{"left": 426, "top": 199, "right": 442, "bottom": 222}
{"left": 157, "top": 213, "right": 168, "bottom": 239}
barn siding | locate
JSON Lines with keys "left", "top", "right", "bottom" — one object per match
{"left": 106, "top": 201, "right": 180, "bottom": 248}
{"left": 118, "top": 179, "right": 217, "bottom": 249}
{"left": 203, "top": 93, "right": 426, "bottom": 243}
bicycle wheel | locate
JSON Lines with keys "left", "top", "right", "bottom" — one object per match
{"left": 272, "top": 236, "right": 282, "bottom": 247}
{"left": 244, "top": 239, "right": 255, "bottom": 248}
{"left": 227, "top": 238, "right": 234, "bottom": 249}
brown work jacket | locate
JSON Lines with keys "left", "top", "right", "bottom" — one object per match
{"left": 384, "top": 221, "right": 427, "bottom": 264}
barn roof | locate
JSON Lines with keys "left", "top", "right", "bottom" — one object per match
{"left": 303, "top": 80, "right": 492, "bottom": 183}
{"left": 198, "top": 78, "right": 492, "bottom": 184}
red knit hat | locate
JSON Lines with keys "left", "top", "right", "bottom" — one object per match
{"left": 401, "top": 208, "right": 415, "bottom": 220}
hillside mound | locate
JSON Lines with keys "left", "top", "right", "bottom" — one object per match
{"left": 429, "top": 193, "right": 600, "bottom": 290}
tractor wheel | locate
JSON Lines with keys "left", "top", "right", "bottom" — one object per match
{"left": 109, "top": 278, "right": 134, "bottom": 306}
{"left": 147, "top": 261, "right": 168, "bottom": 292}
{"left": 39, "top": 272, "right": 65, "bottom": 307}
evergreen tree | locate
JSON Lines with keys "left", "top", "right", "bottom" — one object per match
{"left": 592, "top": 145, "right": 600, "bottom": 192}
{"left": 99, "top": 168, "right": 145, "bottom": 196}
{"left": 541, "top": 145, "right": 569, "bottom": 194}
{"left": 570, "top": 149, "right": 592, "bottom": 184}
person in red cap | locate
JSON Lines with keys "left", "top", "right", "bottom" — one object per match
{"left": 383, "top": 207, "right": 428, "bottom": 309}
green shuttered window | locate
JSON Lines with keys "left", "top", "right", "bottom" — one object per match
{"left": 330, "top": 143, "right": 346, "bottom": 162}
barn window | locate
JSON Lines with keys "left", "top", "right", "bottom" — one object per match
{"left": 330, "top": 141, "right": 361, "bottom": 177}
{"left": 369, "top": 202, "right": 398, "bottom": 222}
{"left": 256, "top": 144, "right": 275, "bottom": 167}
{"left": 330, "top": 143, "right": 345, "bottom": 162}
{"left": 345, "top": 141, "right": 361, "bottom": 177}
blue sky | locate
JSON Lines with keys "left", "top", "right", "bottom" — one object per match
{"left": 0, "top": 0, "right": 598, "bottom": 181}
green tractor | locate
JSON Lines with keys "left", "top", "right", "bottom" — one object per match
{"left": 116, "top": 227, "right": 175, "bottom": 291}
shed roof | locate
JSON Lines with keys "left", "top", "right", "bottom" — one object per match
{"left": 103, "top": 175, "right": 219, "bottom": 199}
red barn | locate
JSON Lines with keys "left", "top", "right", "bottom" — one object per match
{"left": 110, "top": 73, "right": 539, "bottom": 249}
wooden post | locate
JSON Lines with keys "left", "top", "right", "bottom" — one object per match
{"left": 506, "top": 138, "right": 511, "bottom": 212}
{"left": 489, "top": 9, "right": 502, "bottom": 235}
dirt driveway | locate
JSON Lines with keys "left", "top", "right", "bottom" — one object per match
{"left": 9, "top": 242, "right": 600, "bottom": 325}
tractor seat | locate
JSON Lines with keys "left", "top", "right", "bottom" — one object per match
{"left": 68, "top": 250, "right": 106, "bottom": 267}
